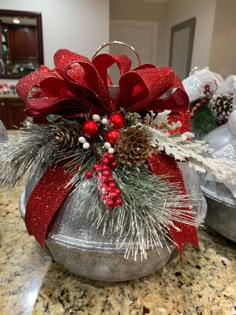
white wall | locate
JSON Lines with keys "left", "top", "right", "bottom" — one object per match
{"left": 110, "top": 0, "right": 168, "bottom": 66}
{"left": 0, "top": 0, "right": 109, "bottom": 76}
{"left": 166, "top": 0, "right": 217, "bottom": 69}
{"left": 209, "top": 0, "right": 236, "bottom": 77}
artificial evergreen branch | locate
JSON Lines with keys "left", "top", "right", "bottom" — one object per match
{"left": 86, "top": 165, "right": 199, "bottom": 260}
{"left": 0, "top": 123, "right": 55, "bottom": 186}
{"left": 190, "top": 100, "right": 218, "bottom": 138}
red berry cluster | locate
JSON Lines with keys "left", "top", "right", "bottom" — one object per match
{"left": 190, "top": 84, "right": 214, "bottom": 118}
{"left": 190, "top": 98, "right": 207, "bottom": 118}
{"left": 84, "top": 153, "right": 122, "bottom": 209}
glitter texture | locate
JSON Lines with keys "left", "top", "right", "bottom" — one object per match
{"left": 148, "top": 153, "right": 199, "bottom": 254}
{"left": 25, "top": 163, "right": 75, "bottom": 247}
{"left": 16, "top": 50, "right": 189, "bottom": 119}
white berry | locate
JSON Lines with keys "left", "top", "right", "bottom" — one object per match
{"left": 104, "top": 142, "right": 111, "bottom": 149}
{"left": 83, "top": 142, "right": 90, "bottom": 149}
{"left": 108, "top": 148, "right": 115, "bottom": 154}
{"left": 101, "top": 117, "right": 109, "bottom": 125}
{"left": 92, "top": 114, "right": 101, "bottom": 122}
{"left": 79, "top": 136, "right": 86, "bottom": 144}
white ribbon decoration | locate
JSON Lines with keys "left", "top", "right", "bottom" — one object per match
{"left": 182, "top": 68, "right": 223, "bottom": 103}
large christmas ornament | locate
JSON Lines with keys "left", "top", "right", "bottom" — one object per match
{"left": 82, "top": 120, "right": 99, "bottom": 138}
{"left": 3, "top": 41, "right": 235, "bottom": 282}
{"left": 19, "top": 161, "right": 206, "bottom": 281}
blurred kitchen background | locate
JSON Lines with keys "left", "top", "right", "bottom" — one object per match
{"left": 0, "top": 0, "right": 235, "bottom": 128}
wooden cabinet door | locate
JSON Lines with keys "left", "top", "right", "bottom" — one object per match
{"left": 7, "top": 99, "right": 26, "bottom": 128}
{"left": 7, "top": 25, "right": 38, "bottom": 63}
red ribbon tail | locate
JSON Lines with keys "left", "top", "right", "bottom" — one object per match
{"left": 25, "top": 163, "right": 75, "bottom": 247}
{"left": 148, "top": 153, "right": 199, "bottom": 255}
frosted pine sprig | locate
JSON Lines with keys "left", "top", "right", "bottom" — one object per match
{"left": 138, "top": 110, "right": 236, "bottom": 185}
{"left": 0, "top": 123, "right": 54, "bottom": 186}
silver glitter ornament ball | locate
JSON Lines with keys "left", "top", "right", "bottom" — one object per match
{"left": 19, "top": 162, "right": 206, "bottom": 282}
{"left": 201, "top": 124, "right": 236, "bottom": 242}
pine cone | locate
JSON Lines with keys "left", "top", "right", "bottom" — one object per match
{"left": 115, "top": 128, "right": 150, "bottom": 167}
{"left": 209, "top": 93, "right": 233, "bottom": 123}
{"left": 52, "top": 121, "right": 81, "bottom": 151}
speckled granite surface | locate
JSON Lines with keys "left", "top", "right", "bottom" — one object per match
{"left": 0, "top": 186, "right": 236, "bottom": 315}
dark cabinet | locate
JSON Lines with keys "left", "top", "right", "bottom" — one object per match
{"left": 8, "top": 26, "right": 38, "bottom": 61}
{"left": 0, "top": 97, "right": 26, "bottom": 129}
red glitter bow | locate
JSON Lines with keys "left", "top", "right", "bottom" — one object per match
{"left": 17, "top": 49, "right": 198, "bottom": 252}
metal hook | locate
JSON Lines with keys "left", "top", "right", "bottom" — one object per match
{"left": 92, "top": 41, "right": 141, "bottom": 66}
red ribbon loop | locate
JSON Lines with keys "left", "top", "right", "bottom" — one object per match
{"left": 16, "top": 49, "right": 190, "bottom": 119}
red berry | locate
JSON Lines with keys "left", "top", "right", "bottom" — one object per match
{"left": 106, "top": 186, "right": 112, "bottom": 193}
{"left": 100, "top": 183, "right": 107, "bottom": 189}
{"left": 102, "top": 194, "right": 109, "bottom": 201}
{"left": 109, "top": 182, "right": 116, "bottom": 189}
{"left": 96, "top": 166, "right": 103, "bottom": 173}
{"left": 105, "top": 198, "right": 114, "bottom": 208}
{"left": 107, "top": 153, "right": 115, "bottom": 162}
{"left": 102, "top": 158, "right": 109, "bottom": 165}
{"left": 103, "top": 170, "right": 111, "bottom": 177}
{"left": 110, "top": 192, "right": 117, "bottom": 199}
{"left": 101, "top": 175, "right": 109, "bottom": 183}
{"left": 115, "top": 198, "right": 123, "bottom": 207}
{"left": 92, "top": 164, "right": 99, "bottom": 171}
{"left": 105, "top": 129, "right": 120, "bottom": 145}
{"left": 102, "top": 165, "right": 109, "bottom": 171}
{"left": 84, "top": 171, "right": 93, "bottom": 179}
{"left": 106, "top": 176, "right": 113, "bottom": 182}
{"left": 114, "top": 188, "right": 121, "bottom": 196}
{"left": 109, "top": 113, "right": 125, "bottom": 129}
{"left": 82, "top": 120, "right": 99, "bottom": 138}
{"left": 103, "top": 152, "right": 110, "bottom": 158}
{"left": 111, "top": 161, "right": 118, "bottom": 169}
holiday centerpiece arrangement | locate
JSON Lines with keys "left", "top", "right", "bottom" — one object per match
{"left": 0, "top": 42, "right": 236, "bottom": 281}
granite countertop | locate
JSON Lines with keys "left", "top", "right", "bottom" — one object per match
{"left": 0, "top": 186, "right": 236, "bottom": 315}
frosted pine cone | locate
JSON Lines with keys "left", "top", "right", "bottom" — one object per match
{"left": 52, "top": 121, "right": 81, "bottom": 151}
{"left": 115, "top": 128, "right": 150, "bottom": 167}
{"left": 209, "top": 93, "right": 233, "bottom": 123}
